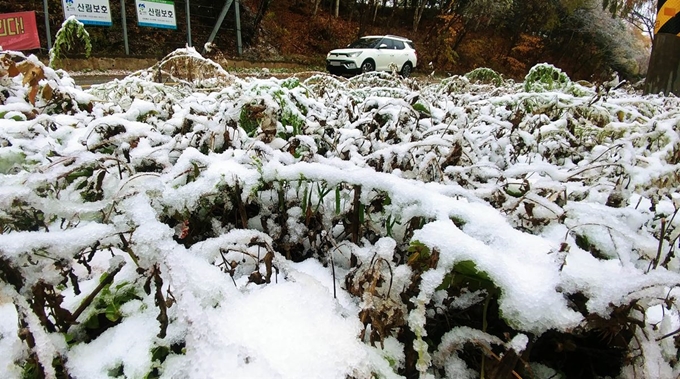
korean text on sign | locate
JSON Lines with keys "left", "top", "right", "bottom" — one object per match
{"left": 62, "top": 0, "right": 113, "bottom": 26}
{"left": 136, "top": 0, "right": 177, "bottom": 30}
{"left": 0, "top": 11, "right": 40, "bottom": 50}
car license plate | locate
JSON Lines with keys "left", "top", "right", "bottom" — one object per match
{"left": 330, "top": 61, "right": 341, "bottom": 66}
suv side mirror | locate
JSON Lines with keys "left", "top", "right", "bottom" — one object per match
{"left": 379, "top": 44, "right": 388, "bottom": 49}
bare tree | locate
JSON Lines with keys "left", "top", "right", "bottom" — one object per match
{"left": 567, "top": 1, "right": 650, "bottom": 77}
{"left": 413, "top": 0, "right": 428, "bottom": 32}
{"left": 625, "top": 0, "right": 655, "bottom": 38}
{"left": 602, "top": 0, "right": 650, "bottom": 17}
{"left": 313, "top": 0, "right": 323, "bottom": 16}
{"left": 254, "top": 0, "right": 274, "bottom": 28}
{"left": 372, "top": 0, "right": 380, "bottom": 23}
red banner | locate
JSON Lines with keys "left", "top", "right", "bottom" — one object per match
{"left": 0, "top": 11, "right": 40, "bottom": 51}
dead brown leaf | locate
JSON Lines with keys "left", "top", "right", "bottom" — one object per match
{"left": 27, "top": 86, "right": 39, "bottom": 106}
{"left": 18, "top": 61, "right": 44, "bottom": 87}
{"left": 12, "top": 61, "right": 46, "bottom": 106}
{"left": 42, "top": 84, "right": 54, "bottom": 102}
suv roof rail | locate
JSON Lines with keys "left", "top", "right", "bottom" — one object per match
{"left": 384, "top": 34, "right": 411, "bottom": 41}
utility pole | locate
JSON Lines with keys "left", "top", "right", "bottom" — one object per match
{"left": 644, "top": 1, "right": 680, "bottom": 95}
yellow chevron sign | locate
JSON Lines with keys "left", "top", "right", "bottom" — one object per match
{"left": 656, "top": 0, "right": 680, "bottom": 35}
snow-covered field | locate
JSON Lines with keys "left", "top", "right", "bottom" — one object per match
{"left": 0, "top": 48, "right": 679, "bottom": 379}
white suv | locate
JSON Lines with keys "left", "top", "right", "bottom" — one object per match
{"left": 326, "top": 35, "right": 417, "bottom": 77}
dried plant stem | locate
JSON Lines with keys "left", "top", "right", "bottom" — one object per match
{"left": 650, "top": 218, "right": 667, "bottom": 272}
{"left": 69, "top": 258, "right": 126, "bottom": 325}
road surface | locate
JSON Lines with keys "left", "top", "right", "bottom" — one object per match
{"left": 71, "top": 74, "right": 129, "bottom": 88}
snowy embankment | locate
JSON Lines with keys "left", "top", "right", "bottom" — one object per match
{"left": 0, "top": 48, "right": 679, "bottom": 378}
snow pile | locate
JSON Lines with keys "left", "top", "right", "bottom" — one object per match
{"left": 0, "top": 48, "right": 679, "bottom": 378}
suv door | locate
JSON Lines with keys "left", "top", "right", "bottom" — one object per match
{"left": 391, "top": 39, "right": 408, "bottom": 70}
{"left": 374, "top": 38, "right": 394, "bottom": 71}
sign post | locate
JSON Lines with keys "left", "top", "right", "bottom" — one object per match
{"left": 644, "top": 0, "right": 680, "bottom": 95}
{"left": 0, "top": 11, "right": 41, "bottom": 51}
{"left": 43, "top": 0, "right": 52, "bottom": 49}
{"left": 135, "top": 0, "right": 177, "bottom": 29}
{"left": 121, "top": 0, "right": 129, "bottom": 55}
{"left": 186, "top": 0, "right": 191, "bottom": 47}
{"left": 235, "top": 0, "right": 242, "bottom": 56}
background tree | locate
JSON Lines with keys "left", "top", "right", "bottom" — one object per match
{"left": 412, "top": 0, "right": 429, "bottom": 32}
{"left": 563, "top": 1, "right": 649, "bottom": 78}
{"left": 313, "top": 0, "right": 323, "bottom": 16}
{"left": 602, "top": 0, "right": 650, "bottom": 17}
{"left": 255, "top": 0, "right": 274, "bottom": 27}
{"left": 625, "top": 0, "right": 656, "bottom": 39}
{"left": 427, "top": 0, "right": 513, "bottom": 68}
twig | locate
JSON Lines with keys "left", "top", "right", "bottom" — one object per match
{"left": 330, "top": 248, "right": 337, "bottom": 299}
{"left": 649, "top": 218, "right": 667, "bottom": 272}
{"left": 152, "top": 265, "right": 168, "bottom": 338}
{"left": 69, "top": 257, "right": 126, "bottom": 325}
{"left": 118, "top": 233, "right": 141, "bottom": 267}
{"left": 480, "top": 344, "right": 524, "bottom": 379}
{"left": 656, "top": 325, "right": 680, "bottom": 341}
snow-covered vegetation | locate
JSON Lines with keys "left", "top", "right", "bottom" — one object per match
{"left": 0, "top": 48, "right": 679, "bottom": 379}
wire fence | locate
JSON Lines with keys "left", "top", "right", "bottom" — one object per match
{"left": 1, "top": 0, "right": 251, "bottom": 58}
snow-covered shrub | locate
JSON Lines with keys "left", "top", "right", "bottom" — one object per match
{"left": 464, "top": 67, "right": 503, "bottom": 86}
{"left": 1, "top": 49, "right": 680, "bottom": 379}
{"left": 49, "top": 16, "right": 92, "bottom": 68}
{"left": 524, "top": 63, "right": 571, "bottom": 92}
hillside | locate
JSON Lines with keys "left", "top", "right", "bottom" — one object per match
{"left": 2, "top": 0, "right": 651, "bottom": 81}
{"left": 246, "top": 0, "right": 651, "bottom": 81}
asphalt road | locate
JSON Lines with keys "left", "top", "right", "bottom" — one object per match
{"left": 71, "top": 74, "right": 129, "bottom": 88}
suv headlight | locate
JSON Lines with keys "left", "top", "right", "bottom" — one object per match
{"left": 346, "top": 52, "right": 362, "bottom": 58}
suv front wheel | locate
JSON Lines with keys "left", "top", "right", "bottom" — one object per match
{"left": 401, "top": 62, "right": 413, "bottom": 78}
{"left": 361, "top": 60, "right": 375, "bottom": 73}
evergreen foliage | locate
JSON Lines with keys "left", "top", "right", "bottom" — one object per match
{"left": 49, "top": 16, "right": 92, "bottom": 69}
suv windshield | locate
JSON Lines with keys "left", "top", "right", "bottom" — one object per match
{"left": 348, "top": 38, "right": 381, "bottom": 49}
